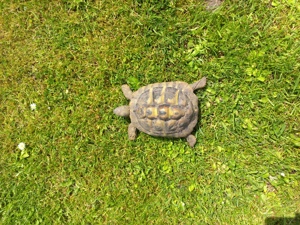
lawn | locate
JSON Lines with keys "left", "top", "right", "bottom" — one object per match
{"left": 0, "top": 0, "right": 299, "bottom": 224}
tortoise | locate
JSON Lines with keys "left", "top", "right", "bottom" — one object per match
{"left": 113, "top": 77, "right": 207, "bottom": 147}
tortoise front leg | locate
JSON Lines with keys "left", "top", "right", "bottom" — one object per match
{"left": 186, "top": 134, "right": 196, "bottom": 148}
{"left": 122, "top": 85, "right": 133, "bottom": 100}
{"left": 128, "top": 123, "right": 137, "bottom": 140}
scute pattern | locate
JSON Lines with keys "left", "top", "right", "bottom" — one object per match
{"left": 130, "top": 81, "right": 199, "bottom": 138}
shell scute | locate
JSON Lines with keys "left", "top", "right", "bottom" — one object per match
{"left": 130, "top": 82, "right": 198, "bottom": 138}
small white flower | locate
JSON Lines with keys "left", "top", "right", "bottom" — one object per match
{"left": 280, "top": 172, "right": 285, "bottom": 177}
{"left": 17, "top": 142, "right": 26, "bottom": 151}
{"left": 30, "top": 103, "right": 36, "bottom": 111}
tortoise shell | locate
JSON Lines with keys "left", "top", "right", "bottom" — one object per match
{"left": 129, "top": 81, "right": 198, "bottom": 138}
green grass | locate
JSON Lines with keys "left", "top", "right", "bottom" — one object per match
{"left": 1, "top": 0, "right": 299, "bottom": 224}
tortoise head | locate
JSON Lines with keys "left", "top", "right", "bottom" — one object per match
{"left": 114, "top": 105, "right": 130, "bottom": 117}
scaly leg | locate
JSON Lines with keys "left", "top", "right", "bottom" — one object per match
{"left": 128, "top": 123, "right": 137, "bottom": 140}
{"left": 186, "top": 134, "right": 196, "bottom": 148}
{"left": 122, "top": 85, "right": 133, "bottom": 100}
{"left": 190, "top": 77, "right": 207, "bottom": 91}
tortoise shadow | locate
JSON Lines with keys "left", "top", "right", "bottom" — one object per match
{"left": 194, "top": 100, "right": 204, "bottom": 134}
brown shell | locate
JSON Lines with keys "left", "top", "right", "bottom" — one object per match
{"left": 129, "top": 81, "right": 198, "bottom": 138}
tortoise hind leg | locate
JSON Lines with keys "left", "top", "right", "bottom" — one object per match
{"left": 186, "top": 134, "right": 196, "bottom": 148}
{"left": 128, "top": 123, "right": 137, "bottom": 140}
{"left": 190, "top": 77, "right": 207, "bottom": 91}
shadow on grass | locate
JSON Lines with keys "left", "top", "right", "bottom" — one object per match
{"left": 265, "top": 213, "right": 300, "bottom": 225}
